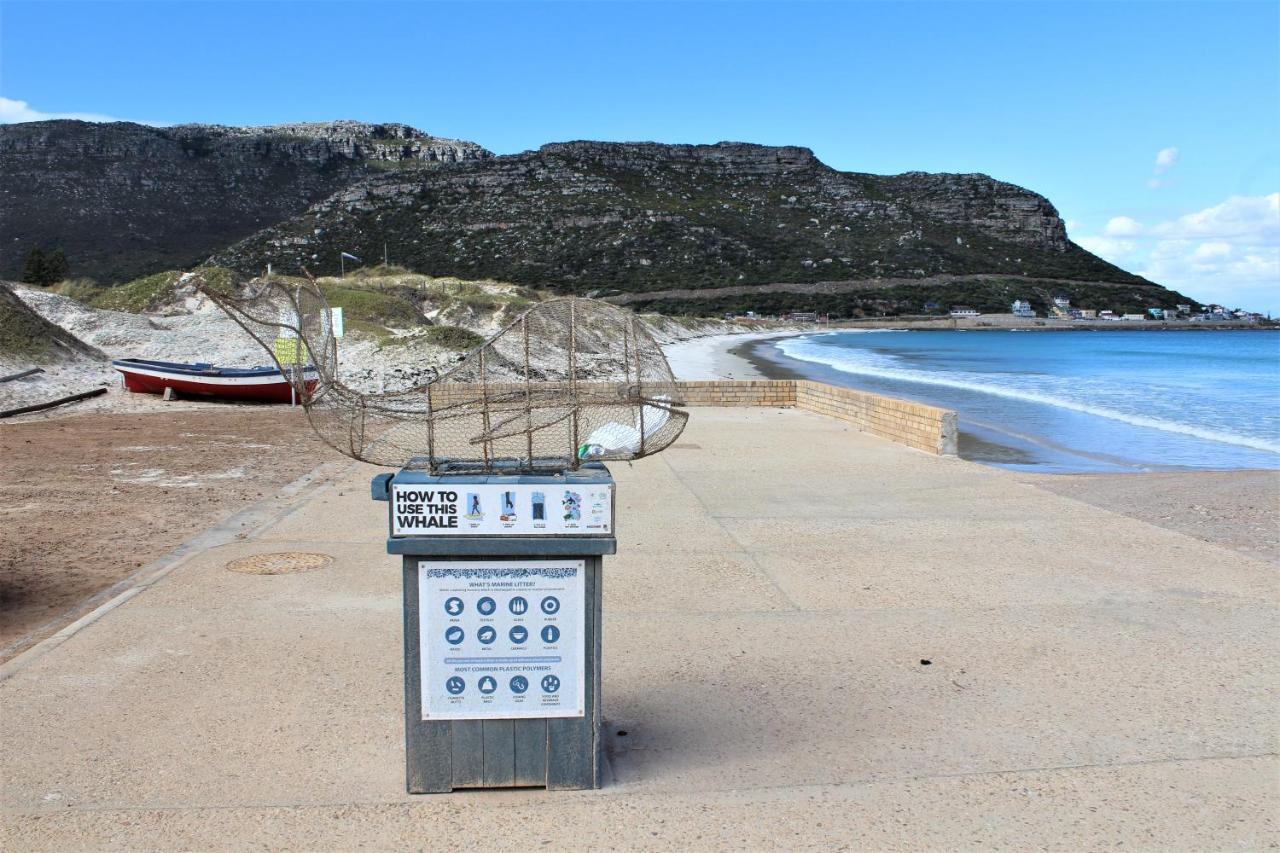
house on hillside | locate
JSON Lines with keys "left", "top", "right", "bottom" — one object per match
{"left": 1011, "top": 299, "right": 1035, "bottom": 317}
{"left": 1147, "top": 308, "right": 1165, "bottom": 320}
{"left": 1077, "top": 308, "right": 1097, "bottom": 319}
{"left": 1052, "top": 295, "right": 1072, "bottom": 309}
{"left": 949, "top": 307, "right": 980, "bottom": 318}
{"left": 1121, "top": 313, "right": 1147, "bottom": 321}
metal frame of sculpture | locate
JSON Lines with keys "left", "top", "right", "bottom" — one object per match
{"left": 198, "top": 271, "right": 688, "bottom": 473}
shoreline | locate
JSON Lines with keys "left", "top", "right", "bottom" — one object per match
{"left": 663, "top": 330, "right": 1279, "bottom": 566}
{"left": 661, "top": 331, "right": 803, "bottom": 381}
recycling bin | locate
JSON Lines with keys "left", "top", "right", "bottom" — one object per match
{"left": 372, "top": 463, "right": 615, "bottom": 792}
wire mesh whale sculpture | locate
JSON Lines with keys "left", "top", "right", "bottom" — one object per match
{"left": 197, "top": 272, "right": 688, "bottom": 473}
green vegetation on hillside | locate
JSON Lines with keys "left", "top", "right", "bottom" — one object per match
{"left": 212, "top": 143, "right": 1151, "bottom": 306}
{"left": 422, "top": 325, "right": 484, "bottom": 351}
{"left": 0, "top": 283, "right": 102, "bottom": 362}
{"left": 314, "top": 280, "right": 420, "bottom": 333}
{"left": 89, "top": 267, "right": 236, "bottom": 313}
{"left": 624, "top": 278, "right": 1197, "bottom": 319}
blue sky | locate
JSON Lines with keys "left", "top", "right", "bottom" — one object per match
{"left": 2, "top": 0, "right": 1277, "bottom": 311}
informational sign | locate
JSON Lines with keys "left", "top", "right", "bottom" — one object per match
{"left": 273, "top": 337, "right": 301, "bottom": 365}
{"left": 391, "top": 483, "right": 612, "bottom": 537}
{"left": 419, "top": 560, "right": 585, "bottom": 720}
{"left": 330, "top": 307, "right": 345, "bottom": 339}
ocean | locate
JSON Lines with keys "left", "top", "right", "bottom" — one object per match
{"left": 761, "top": 329, "right": 1280, "bottom": 473}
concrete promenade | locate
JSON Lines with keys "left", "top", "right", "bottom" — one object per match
{"left": 2, "top": 407, "right": 1275, "bottom": 849}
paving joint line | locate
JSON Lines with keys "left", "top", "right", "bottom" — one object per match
{"left": 3, "top": 751, "right": 1272, "bottom": 817}
{"left": 659, "top": 453, "right": 800, "bottom": 610}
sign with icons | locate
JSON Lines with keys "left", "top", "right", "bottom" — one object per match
{"left": 418, "top": 559, "right": 585, "bottom": 720}
{"left": 391, "top": 484, "right": 612, "bottom": 537}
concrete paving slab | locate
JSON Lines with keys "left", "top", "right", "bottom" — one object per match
{"left": 603, "top": 549, "right": 793, "bottom": 613}
{"left": 2, "top": 407, "right": 1275, "bottom": 849}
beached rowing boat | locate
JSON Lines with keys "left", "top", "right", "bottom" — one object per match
{"left": 111, "top": 358, "right": 318, "bottom": 403}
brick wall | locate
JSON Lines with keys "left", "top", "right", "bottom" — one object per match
{"left": 675, "top": 380, "right": 797, "bottom": 407}
{"left": 675, "top": 379, "right": 957, "bottom": 456}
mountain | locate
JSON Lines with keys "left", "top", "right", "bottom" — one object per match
{"left": 0, "top": 120, "right": 491, "bottom": 283}
{"left": 209, "top": 140, "right": 1192, "bottom": 315}
{"left": 2, "top": 121, "right": 1192, "bottom": 316}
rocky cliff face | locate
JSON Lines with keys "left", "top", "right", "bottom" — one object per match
{"left": 0, "top": 120, "right": 491, "bottom": 283}
{"left": 211, "top": 140, "right": 1139, "bottom": 297}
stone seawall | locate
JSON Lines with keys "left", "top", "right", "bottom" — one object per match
{"left": 676, "top": 380, "right": 958, "bottom": 456}
{"left": 424, "top": 379, "right": 957, "bottom": 457}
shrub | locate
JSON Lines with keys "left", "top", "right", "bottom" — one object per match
{"left": 424, "top": 325, "right": 484, "bottom": 351}
{"left": 21, "top": 247, "right": 69, "bottom": 286}
{"left": 90, "top": 271, "right": 183, "bottom": 312}
{"left": 53, "top": 277, "right": 103, "bottom": 303}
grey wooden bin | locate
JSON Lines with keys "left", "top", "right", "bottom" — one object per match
{"left": 374, "top": 467, "right": 616, "bottom": 793}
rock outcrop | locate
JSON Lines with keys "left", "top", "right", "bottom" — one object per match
{"left": 0, "top": 120, "right": 491, "bottom": 283}
{"left": 4, "top": 122, "right": 1189, "bottom": 315}
{"left": 211, "top": 140, "right": 1147, "bottom": 305}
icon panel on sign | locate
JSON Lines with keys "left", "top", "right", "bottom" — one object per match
{"left": 509, "top": 596, "right": 528, "bottom": 615}
{"left": 540, "top": 596, "right": 560, "bottom": 615}
{"left": 477, "top": 625, "right": 497, "bottom": 645}
{"left": 541, "top": 624, "right": 560, "bottom": 644}
{"left": 509, "top": 625, "right": 529, "bottom": 644}
{"left": 445, "top": 676, "right": 465, "bottom": 695}
{"left": 444, "top": 626, "right": 465, "bottom": 645}
{"left": 444, "top": 597, "right": 464, "bottom": 616}
{"left": 541, "top": 674, "right": 560, "bottom": 694}
{"left": 478, "top": 676, "right": 497, "bottom": 695}
{"left": 509, "top": 675, "right": 529, "bottom": 694}
{"left": 477, "top": 596, "right": 497, "bottom": 616}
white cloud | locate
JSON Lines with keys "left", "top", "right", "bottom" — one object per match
{"left": 1147, "top": 145, "right": 1180, "bottom": 189}
{"left": 1149, "top": 193, "right": 1280, "bottom": 241}
{"left": 1103, "top": 216, "right": 1144, "bottom": 237}
{"left": 1075, "top": 234, "right": 1138, "bottom": 261}
{"left": 1190, "top": 241, "right": 1232, "bottom": 262}
{"left": 1075, "top": 193, "right": 1280, "bottom": 313}
{"left": 1154, "top": 146, "right": 1179, "bottom": 173}
{"left": 0, "top": 96, "right": 136, "bottom": 125}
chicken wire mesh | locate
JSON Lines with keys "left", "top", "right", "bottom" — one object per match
{"left": 197, "top": 272, "right": 688, "bottom": 473}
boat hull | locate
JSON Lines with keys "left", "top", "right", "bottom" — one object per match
{"left": 113, "top": 361, "right": 318, "bottom": 404}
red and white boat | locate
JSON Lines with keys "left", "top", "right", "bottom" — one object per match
{"left": 111, "top": 358, "right": 319, "bottom": 403}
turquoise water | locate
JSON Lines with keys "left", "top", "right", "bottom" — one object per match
{"left": 764, "top": 330, "right": 1280, "bottom": 472}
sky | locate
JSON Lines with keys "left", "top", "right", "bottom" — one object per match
{"left": 2, "top": 0, "right": 1277, "bottom": 312}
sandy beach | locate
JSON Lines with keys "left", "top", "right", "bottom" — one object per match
{"left": 0, "top": 408, "right": 332, "bottom": 661}
{"left": 661, "top": 330, "right": 805, "bottom": 381}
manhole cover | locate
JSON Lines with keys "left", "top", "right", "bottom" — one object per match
{"left": 226, "top": 552, "right": 332, "bottom": 575}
